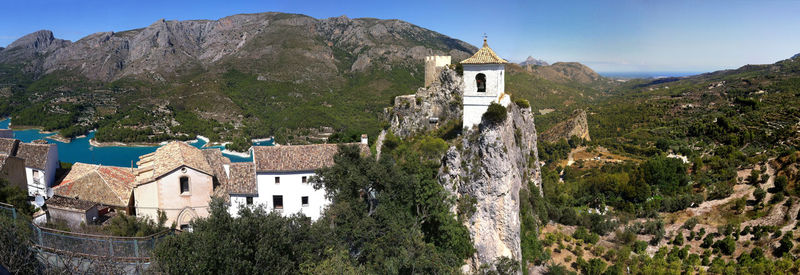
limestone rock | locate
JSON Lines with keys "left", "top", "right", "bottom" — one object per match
{"left": 387, "top": 68, "right": 463, "bottom": 138}
{"left": 439, "top": 104, "right": 542, "bottom": 273}
{"left": 519, "top": 56, "right": 548, "bottom": 66}
{"left": 540, "top": 109, "right": 590, "bottom": 142}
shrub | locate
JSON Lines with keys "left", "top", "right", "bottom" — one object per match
{"left": 714, "top": 236, "right": 736, "bottom": 255}
{"left": 481, "top": 102, "right": 507, "bottom": 125}
{"left": 513, "top": 98, "right": 530, "bottom": 109}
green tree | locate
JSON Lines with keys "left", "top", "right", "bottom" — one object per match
{"left": 754, "top": 187, "right": 767, "bottom": 205}
{"left": 580, "top": 258, "right": 607, "bottom": 275}
{"left": 775, "top": 232, "right": 794, "bottom": 257}
{"left": 774, "top": 175, "right": 788, "bottom": 193}
{"left": 714, "top": 236, "right": 736, "bottom": 255}
{"left": 0, "top": 178, "right": 34, "bottom": 216}
{"left": 640, "top": 156, "right": 689, "bottom": 196}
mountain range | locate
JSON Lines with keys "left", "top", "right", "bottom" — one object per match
{"left": 0, "top": 12, "right": 604, "bottom": 146}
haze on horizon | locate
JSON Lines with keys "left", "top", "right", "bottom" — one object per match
{"left": 1, "top": 0, "right": 798, "bottom": 74}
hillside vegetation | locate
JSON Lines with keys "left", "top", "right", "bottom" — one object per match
{"left": 516, "top": 55, "right": 800, "bottom": 273}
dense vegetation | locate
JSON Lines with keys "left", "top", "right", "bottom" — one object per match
{"left": 509, "top": 57, "right": 800, "bottom": 273}
{"left": 152, "top": 143, "right": 475, "bottom": 273}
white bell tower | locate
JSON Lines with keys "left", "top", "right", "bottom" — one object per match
{"left": 461, "top": 37, "right": 510, "bottom": 129}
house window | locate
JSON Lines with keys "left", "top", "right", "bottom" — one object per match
{"left": 302, "top": 176, "right": 308, "bottom": 183}
{"left": 32, "top": 170, "right": 40, "bottom": 179}
{"left": 246, "top": 196, "right": 253, "bottom": 205}
{"left": 180, "top": 176, "right": 189, "bottom": 194}
{"left": 180, "top": 224, "right": 192, "bottom": 232}
{"left": 273, "top": 195, "right": 283, "bottom": 209}
{"left": 301, "top": 196, "right": 309, "bottom": 207}
{"left": 275, "top": 176, "right": 280, "bottom": 184}
{"left": 476, "top": 73, "right": 486, "bottom": 93}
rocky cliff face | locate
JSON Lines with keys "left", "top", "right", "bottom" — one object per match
{"left": 0, "top": 13, "right": 476, "bottom": 81}
{"left": 439, "top": 104, "right": 542, "bottom": 273}
{"left": 519, "top": 56, "right": 548, "bottom": 66}
{"left": 387, "top": 68, "right": 463, "bottom": 138}
{"left": 540, "top": 109, "right": 590, "bottom": 142}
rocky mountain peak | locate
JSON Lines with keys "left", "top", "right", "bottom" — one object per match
{"left": 0, "top": 29, "right": 70, "bottom": 64}
{"left": 6, "top": 30, "right": 56, "bottom": 50}
{"left": 792, "top": 52, "right": 800, "bottom": 60}
{"left": 0, "top": 12, "right": 477, "bottom": 81}
{"left": 520, "top": 55, "right": 548, "bottom": 66}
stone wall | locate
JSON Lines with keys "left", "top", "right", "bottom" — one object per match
{"left": 424, "top": 55, "right": 451, "bottom": 87}
{"left": 387, "top": 68, "right": 463, "bottom": 138}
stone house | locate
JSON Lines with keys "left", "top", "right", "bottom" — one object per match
{"left": 51, "top": 163, "right": 136, "bottom": 214}
{"left": 0, "top": 153, "right": 26, "bottom": 192}
{"left": 46, "top": 195, "right": 100, "bottom": 229}
{"left": 133, "top": 142, "right": 229, "bottom": 230}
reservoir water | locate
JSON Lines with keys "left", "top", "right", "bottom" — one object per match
{"left": 0, "top": 118, "right": 269, "bottom": 167}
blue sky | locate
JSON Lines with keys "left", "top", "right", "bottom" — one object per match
{"left": 1, "top": 0, "right": 799, "bottom": 73}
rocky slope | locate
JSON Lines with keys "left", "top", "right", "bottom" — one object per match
{"left": 0, "top": 13, "right": 476, "bottom": 82}
{"left": 523, "top": 62, "right": 602, "bottom": 84}
{"left": 540, "top": 109, "right": 590, "bottom": 142}
{"left": 386, "top": 68, "right": 463, "bottom": 138}
{"left": 0, "top": 12, "right": 482, "bottom": 144}
{"left": 439, "top": 104, "right": 542, "bottom": 273}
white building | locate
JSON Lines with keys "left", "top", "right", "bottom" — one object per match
{"left": 0, "top": 139, "right": 59, "bottom": 198}
{"left": 229, "top": 142, "right": 369, "bottom": 220}
{"left": 461, "top": 39, "right": 511, "bottom": 129}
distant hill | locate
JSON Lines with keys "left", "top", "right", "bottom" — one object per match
{"left": 0, "top": 13, "right": 478, "bottom": 145}
{"left": 519, "top": 56, "right": 548, "bottom": 66}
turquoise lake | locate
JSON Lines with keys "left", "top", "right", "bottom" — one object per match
{"left": 0, "top": 119, "right": 270, "bottom": 167}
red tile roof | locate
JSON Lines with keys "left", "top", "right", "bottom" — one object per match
{"left": 253, "top": 143, "right": 368, "bottom": 172}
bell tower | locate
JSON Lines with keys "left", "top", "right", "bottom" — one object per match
{"left": 460, "top": 38, "right": 509, "bottom": 129}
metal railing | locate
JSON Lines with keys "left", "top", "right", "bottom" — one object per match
{"left": 0, "top": 201, "right": 16, "bottom": 219}
{"left": 1, "top": 202, "right": 171, "bottom": 262}
{"left": 30, "top": 225, "right": 171, "bottom": 261}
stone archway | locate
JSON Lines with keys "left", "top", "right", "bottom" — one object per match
{"left": 176, "top": 207, "right": 198, "bottom": 229}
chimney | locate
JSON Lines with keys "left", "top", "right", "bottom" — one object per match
{"left": 361, "top": 134, "right": 368, "bottom": 145}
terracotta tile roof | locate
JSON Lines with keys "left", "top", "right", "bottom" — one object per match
{"left": 0, "top": 138, "right": 19, "bottom": 155}
{"left": 226, "top": 162, "right": 256, "bottom": 195}
{"left": 253, "top": 143, "right": 369, "bottom": 172}
{"left": 460, "top": 39, "right": 508, "bottom": 65}
{"left": 52, "top": 163, "right": 136, "bottom": 207}
{"left": 202, "top": 149, "right": 231, "bottom": 187}
{"left": 47, "top": 195, "right": 98, "bottom": 211}
{"left": 16, "top": 143, "right": 53, "bottom": 170}
{"left": 135, "top": 141, "right": 212, "bottom": 185}
{"left": 0, "top": 154, "right": 7, "bottom": 170}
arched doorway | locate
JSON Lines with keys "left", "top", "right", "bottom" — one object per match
{"left": 176, "top": 207, "right": 198, "bottom": 231}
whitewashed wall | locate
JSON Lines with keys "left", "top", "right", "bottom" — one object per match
{"left": 462, "top": 64, "right": 507, "bottom": 128}
{"left": 229, "top": 171, "right": 329, "bottom": 220}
